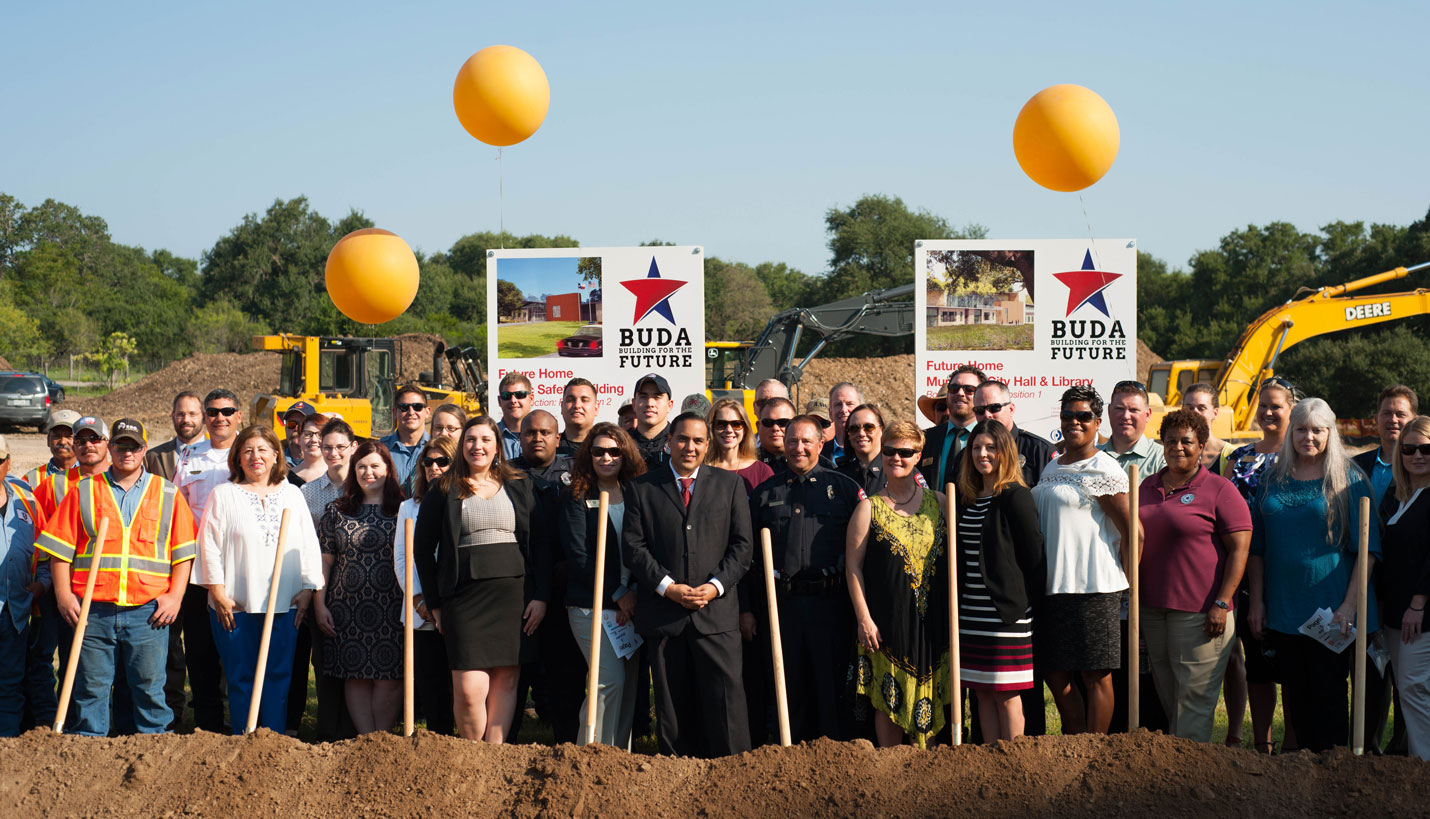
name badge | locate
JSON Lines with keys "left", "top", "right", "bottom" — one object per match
{"left": 1180, "top": 494, "right": 1196, "bottom": 505}
{"left": 585, "top": 499, "right": 601, "bottom": 509}
{"left": 920, "top": 457, "right": 934, "bottom": 466}
{"left": 767, "top": 500, "right": 785, "bottom": 507}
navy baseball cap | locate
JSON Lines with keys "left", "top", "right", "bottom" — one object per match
{"left": 633, "top": 373, "right": 671, "bottom": 397}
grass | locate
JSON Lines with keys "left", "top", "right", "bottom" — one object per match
{"left": 927, "top": 323, "right": 1034, "bottom": 352}
{"left": 497, "top": 321, "right": 585, "bottom": 358}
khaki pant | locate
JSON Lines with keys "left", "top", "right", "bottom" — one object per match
{"left": 568, "top": 607, "right": 640, "bottom": 749}
{"left": 1141, "top": 606, "right": 1235, "bottom": 742}
{"left": 1388, "top": 630, "right": 1430, "bottom": 761}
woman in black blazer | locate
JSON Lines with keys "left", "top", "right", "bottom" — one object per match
{"left": 560, "top": 422, "right": 648, "bottom": 747}
{"left": 413, "top": 416, "right": 552, "bottom": 743}
{"left": 954, "top": 419, "right": 1046, "bottom": 742}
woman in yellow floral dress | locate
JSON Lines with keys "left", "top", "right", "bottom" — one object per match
{"left": 846, "top": 420, "right": 950, "bottom": 748}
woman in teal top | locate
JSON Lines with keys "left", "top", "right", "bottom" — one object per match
{"left": 1248, "top": 397, "right": 1379, "bottom": 752}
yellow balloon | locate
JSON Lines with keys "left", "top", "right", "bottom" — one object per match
{"left": 325, "top": 229, "right": 420, "bottom": 325}
{"left": 1012, "top": 84, "right": 1120, "bottom": 192}
{"left": 453, "top": 45, "right": 550, "bottom": 147}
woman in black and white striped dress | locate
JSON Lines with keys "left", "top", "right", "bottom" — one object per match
{"left": 955, "top": 420, "right": 1046, "bottom": 742}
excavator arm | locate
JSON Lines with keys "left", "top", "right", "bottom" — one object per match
{"left": 1219, "top": 261, "right": 1430, "bottom": 431}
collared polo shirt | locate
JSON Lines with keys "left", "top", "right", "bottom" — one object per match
{"left": 1100, "top": 435, "right": 1167, "bottom": 478}
{"left": 1138, "top": 466, "right": 1251, "bottom": 613}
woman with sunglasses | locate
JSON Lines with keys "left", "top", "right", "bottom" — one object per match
{"left": 392, "top": 436, "right": 458, "bottom": 735}
{"left": 1378, "top": 415, "right": 1430, "bottom": 759}
{"left": 559, "top": 422, "right": 648, "bottom": 747}
{"left": 287, "top": 413, "right": 330, "bottom": 487}
{"left": 1248, "top": 398, "right": 1378, "bottom": 753}
{"left": 836, "top": 403, "right": 889, "bottom": 495}
{"left": 706, "top": 398, "right": 773, "bottom": 494}
{"left": 401, "top": 404, "right": 468, "bottom": 499}
{"left": 1224, "top": 377, "right": 1298, "bottom": 752}
{"left": 1032, "top": 385, "right": 1134, "bottom": 735}
{"left": 954, "top": 419, "right": 1044, "bottom": 742}
{"left": 413, "top": 417, "right": 553, "bottom": 742}
{"left": 846, "top": 420, "right": 949, "bottom": 748}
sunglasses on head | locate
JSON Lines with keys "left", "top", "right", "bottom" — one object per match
{"left": 850, "top": 422, "right": 879, "bottom": 435}
{"left": 760, "top": 418, "right": 791, "bottom": 429}
{"left": 499, "top": 390, "right": 530, "bottom": 401}
{"left": 882, "top": 445, "right": 918, "bottom": 459}
{"left": 1060, "top": 410, "right": 1097, "bottom": 423}
{"left": 395, "top": 402, "right": 426, "bottom": 413}
{"left": 205, "top": 407, "right": 237, "bottom": 418}
{"left": 973, "top": 403, "right": 1008, "bottom": 416}
{"left": 1401, "top": 444, "right": 1430, "bottom": 457}
{"left": 421, "top": 456, "right": 451, "bottom": 468}
{"left": 713, "top": 418, "right": 745, "bottom": 430}
{"left": 1115, "top": 380, "right": 1146, "bottom": 393}
{"left": 948, "top": 384, "right": 978, "bottom": 395}
{"left": 1262, "top": 376, "right": 1295, "bottom": 393}
{"left": 590, "top": 445, "right": 623, "bottom": 458}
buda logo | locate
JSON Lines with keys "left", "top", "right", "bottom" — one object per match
{"left": 620, "top": 257, "right": 687, "bottom": 325}
{"left": 1053, "top": 250, "right": 1122, "bottom": 317}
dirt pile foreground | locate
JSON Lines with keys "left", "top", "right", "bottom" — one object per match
{"left": 3, "top": 729, "right": 1423, "bottom": 818}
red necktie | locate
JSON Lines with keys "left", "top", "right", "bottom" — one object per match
{"left": 679, "top": 477, "right": 693, "bottom": 507}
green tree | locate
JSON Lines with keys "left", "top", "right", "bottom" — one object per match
{"left": 496, "top": 279, "right": 523, "bottom": 317}
{"left": 704, "top": 258, "right": 774, "bottom": 341}
{"left": 187, "top": 298, "right": 269, "bottom": 354}
{"left": 432, "top": 230, "right": 579, "bottom": 324}
{"left": 0, "top": 289, "right": 47, "bottom": 360}
{"left": 823, "top": 194, "right": 986, "bottom": 299}
{"left": 753, "top": 261, "right": 814, "bottom": 311}
{"left": 84, "top": 331, "right": 139, "bottom": 388}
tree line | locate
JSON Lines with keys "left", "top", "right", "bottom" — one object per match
{"left": 2, "top": 190, "right": 1427, "bottom": 414}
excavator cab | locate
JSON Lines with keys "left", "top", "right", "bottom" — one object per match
{"left": 251, "top": 335, "right": 396, "bottom": 438}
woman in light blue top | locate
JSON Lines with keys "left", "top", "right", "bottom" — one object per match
{"left": 1247, "top": 397, "right": 1378, "bottom": 752}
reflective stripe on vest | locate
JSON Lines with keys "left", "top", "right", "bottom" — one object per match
{"left": 76, "top": 475, "right": 179, "bottom": 606}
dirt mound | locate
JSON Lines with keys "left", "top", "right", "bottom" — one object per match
{"left": 2, "top": 729, "right": 1422, "bottom": 818}
{"left": 0, "top": 355, "right": 11, "bottom": 369}
{"left": 393, "top": 333, "right": 447, "bottom": 385}
{"left": 1137, "top": 339, "right": 1164, "bottom": 385}
{"left": 799, "top": 354, "right": 916, "bottom": 424}
{"left": 67, "top": 352, "right": 281, "bottom": 434}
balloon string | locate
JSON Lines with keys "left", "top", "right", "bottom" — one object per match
{"left": 498, "top": 148, "right": 505, "bottom": 249}
{"left": 1078, "top": 192, "right": 1101, "bottom": 269}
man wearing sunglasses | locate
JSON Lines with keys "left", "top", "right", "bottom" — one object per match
{"left": 959, "top": 380, "right": 1056, "bottom": 488}
{"left": 756, "top": 397, "right": 796, "bottom": 469}
{"left": 379, "top": 385, "right": 431, "bottom": 489}
{"left": 1099, "top": 381, "right": 1166, "bottom": 476}
{"left": 496, "top": 372, "right": 535, "bottom": 461}
{"left": 918, "top": 365, "right": 985, "bottom": 492}
{"left": 749, "top": 415, "right": 865, "bottom": 742}
{"left": 172, "top": 388, "right": 243, "bottom": 733}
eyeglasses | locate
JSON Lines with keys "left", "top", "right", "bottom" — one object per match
{"left": 300, "top": 431, "right": 322, "bottom": 440}
{"left": 1401, "top": 444, "right": 1430, "bottom": 457}
{"left": 112, "top": 440, "right": 143, "bottom": 454}
{"left": 395, "top": 402, "right": 427, "bottom": 414}
{"left": 813, "top": 417, "right": 832, "bottom": 429}
{"left": 973, "top": 403, "right": 1008, "bottom": 416}
{"left": 499, "top": 390, "right": 530, "bottom": 401}
{"left": 75, "top": 437, "right": 106, "bottom": 447}
{"left": 948, "top": 384, "right": 978, "bottom": 395}
{"left": 321, "top": 444, "right": 350, "bottom": 454}
{"left": 205, "top": 407, "right": 237, "bottom": 418}
{"left": 713, "top": 419, "right": 744, "bottom": 430}
{"left": 1060, "top": 410, "right": 1097, "bottom": 423}
{"left": 881, "top": 446, "right": 918, "bottom": 459}
{"left": 421, "top": 456, "right": 452, "bottom": 468}
{"left": 760, "top": 418, "right": 791, "bottom": 429}
{"left": 590, "top": 446, "right": 623, "bottom": 458}
{"left": 850, "top": 422, "right": 880, "bottom": 435}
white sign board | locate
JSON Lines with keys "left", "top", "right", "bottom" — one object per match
{"left": 487, "top": 246, "right": 706, "bottom": 423}
{"left": 915, "top": 239, "right": 1137, "bottom": 442}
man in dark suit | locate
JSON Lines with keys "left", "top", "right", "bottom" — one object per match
{"left": 1354, "top": 384, "right": 1419, "bottom": 755}
{"left": 623, "top": 411, "right": 754, "bottom": 757}
{"left": 917, "top": 365, "right": 985, "bottom": 492}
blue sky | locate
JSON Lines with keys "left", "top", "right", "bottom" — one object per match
{"left": 494, "top": 256, "right": 586, "bottom": 301}
{"left": 4, "top": 1, "right": 1426, "bottom": 278}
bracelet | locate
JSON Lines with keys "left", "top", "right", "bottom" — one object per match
{"left": 1410, "top": 605, "right": 1425, "bottom": 612}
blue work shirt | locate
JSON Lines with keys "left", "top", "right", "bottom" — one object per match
{"left": 1, "top": 478, "right": 48, "bottom": 631}
{"left": 379, "top": 432, "right": 429, "bottom": 488}
{"left": 1367, "top": 449, "right": 1394, "bottom": 508}
{"left": 104, "top": 469, "right": 153, "bottom": 527}
{"left": 497, "top": 420, "right": 522, "bottom": 462}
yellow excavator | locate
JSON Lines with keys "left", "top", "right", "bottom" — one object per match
{"left": 1148, "top": 261, "right": 1430, "bottom": 443}
{"left": 249, "top": 335, "right": 485, "bottom": 438}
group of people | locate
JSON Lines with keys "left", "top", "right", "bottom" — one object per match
{"left": 1, "top": 366, "right": 1427, "bottom": 762}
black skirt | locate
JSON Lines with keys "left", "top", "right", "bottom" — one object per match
{"left": 441, "top": 542, "right": 527, "bottom": 670}
{"left": 1036, "top": 592, "right": 1121, "bottom": 671}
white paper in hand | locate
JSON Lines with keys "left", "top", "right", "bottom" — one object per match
{"left": 1299, "top": 607, "right": 1355, "bottom": 654}
{"left": 602, "top": 610, "right": 644, "bottom": 660}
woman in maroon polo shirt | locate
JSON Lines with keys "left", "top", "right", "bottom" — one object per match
{"left": 1138, "top": 408, "right": 1252, "bottom": 742}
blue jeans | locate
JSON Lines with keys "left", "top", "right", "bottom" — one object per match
{"left": 210, "top": 609, "right": 297, "bottom": 734}
{"left": 22, "top": 592, "right": 59, "bottom": 729}
{"left": 70, "top": 600, "right": 171, "bottom": 736}
{"left": 0, "top": 617, "right": 29, "bottom": 736}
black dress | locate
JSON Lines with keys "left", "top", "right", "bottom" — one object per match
{"left": 319, "top": 503, "right": 402, "bottom": 680}
{"left": 442, "top": 488, "right": 527, "bottom": 670}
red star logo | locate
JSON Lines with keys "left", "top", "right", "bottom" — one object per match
{"left": 620, "top": 258, "right": 687, "bottom": 324}
{"left": 1053, "top": 250, "right": 1121, "bottom": 316}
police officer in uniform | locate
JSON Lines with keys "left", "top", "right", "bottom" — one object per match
{"left": 749, "top": 415, "right": 864, "bottom": 742}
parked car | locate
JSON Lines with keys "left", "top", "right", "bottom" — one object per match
{"left": 556, "top": 324, "right": 604, "bottom": 357}
{"left": 0, "top": 374, "right": 53, "bottom": 431}
{"left": 0, "top": 370, "right": 64, "bottom": 404}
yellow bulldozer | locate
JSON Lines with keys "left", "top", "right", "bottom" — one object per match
{"left": 249, "top": 334, "right": 486, "bottom": 438}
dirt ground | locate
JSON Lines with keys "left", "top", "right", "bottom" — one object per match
{"left": 1, "top": 728, "right": 1424, "bottom": 818}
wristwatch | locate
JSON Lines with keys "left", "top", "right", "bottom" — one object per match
{"left": 1213, "top": 599, "right": 1230, "bottom": 611}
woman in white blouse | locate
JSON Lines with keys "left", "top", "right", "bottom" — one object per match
{"left": 1031, "top": 385, "right": 1136, "bottom": 735}
{"left": 195, "top": 425, "right": 324, "bottom": 734}
{"left": 394, "top": 435, "right": 457, "bottom": 734}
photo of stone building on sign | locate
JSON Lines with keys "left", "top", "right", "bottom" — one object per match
{"left": 925, "top": 249, "right": 1034, "bottom": 351}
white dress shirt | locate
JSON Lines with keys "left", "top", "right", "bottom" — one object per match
{"left": 174, "top": 440, "right": 232, "bottom": 523}
{"left": 194, "top": 482, "right": 324, "bottom": 613}
{"left": 654, "top": 464, "right": 725, "bottom": 599}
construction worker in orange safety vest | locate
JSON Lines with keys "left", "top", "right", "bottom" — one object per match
{"left": 37, "top": 418, "right": 197, "bottom": 736}
{"left": 1, "top": 434, "right": 47, "bottom": 736}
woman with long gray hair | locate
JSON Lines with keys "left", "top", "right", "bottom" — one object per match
{"left": 1247, "top": 397, "right": 1379, "bottom": 752}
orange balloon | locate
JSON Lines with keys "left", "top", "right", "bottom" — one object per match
{"left": 453, "top": 45, "right": 550, "bottom": 147}
{"left": 325, "top": 228, "right": 420, "bottom": 325}
{"left": 1012, "top": 84, "right": 1120, "bottom": 192}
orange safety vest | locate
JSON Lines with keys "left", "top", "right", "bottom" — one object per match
{"left": 31, "top": 464, "right": 81, "bottom": 525}
{"left": 36, "top": 473, "right": 198, "bottom": 606}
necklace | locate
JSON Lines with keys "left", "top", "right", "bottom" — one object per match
{"left": 889, "top": 483, "right": 919, "bottom": 505}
